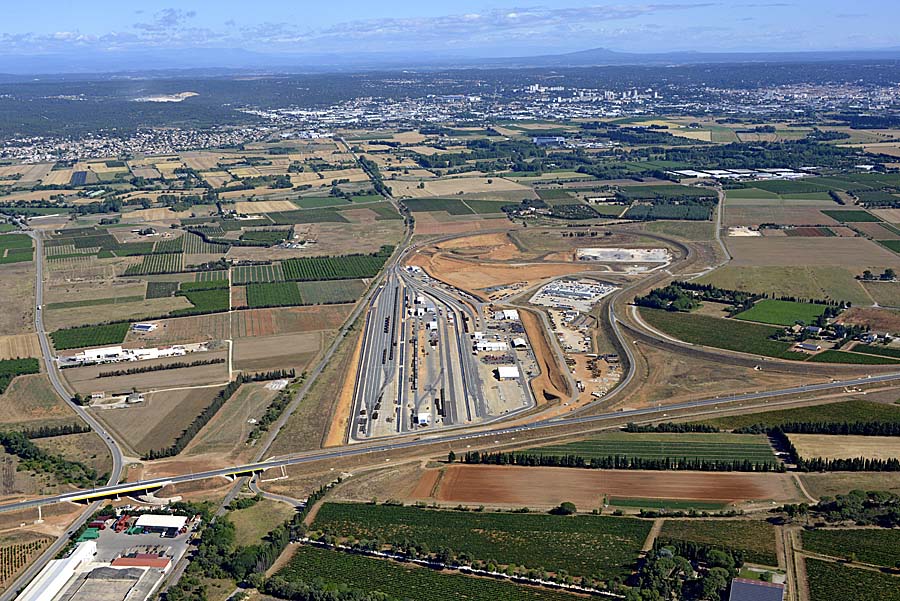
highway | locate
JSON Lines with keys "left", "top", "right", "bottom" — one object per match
{"left": 1, "top": 370, "right": 898, "bottom": 515}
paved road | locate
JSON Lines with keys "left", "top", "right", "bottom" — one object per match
{"left": 29, "top": 231, "right": 125, "bottom": 482}
{"left": 1, "top": 370, "right": 897, "bottom": 515}
{"left": 3, "top": 233, "right": 128, "bottom": 601}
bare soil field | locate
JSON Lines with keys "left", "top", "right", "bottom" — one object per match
{"left": 43, "top": 297, "right": 192, "bottom": 330}
{"left": 182, "top": 383, "right": 278, "bottom": 461}
{"left": 520, "top": 309, "right": 569, "bottom": 403}
{"left": 788, "top": 434, "right": 900, "bottom": 461}
{"left": 64, "top": 352, "right": 229, "bottom": 395}
{"left": 232, "top": 200, "right": 298, "bottom": 213}
{"left": 298, "top": 221, "right": 404, "bottom": 257}
{"left": 0, "top": 263, "right": 34, "bottom": 337}
{"left": 413, "top": 212, "right": 515, "bottom": 236}
{"left": 0, "top": 334, "right": 40, "bottom": 360}
{"left": 233, "top": 331, "right": 324, "bottom": 373}
{"left": 871, "top": 208, "right": 900, "bottom": 223}
{"left": 91, "top": 386, "right": 225, "bottom": 456}
{"left": 854, "top": 222, "right": 900, "bottom": 239}
{"left": 726, "top": 237, "right": 900, "bottom": 268}
{"left": 323, "top": 329, "right": 363, "bottom": 447}
{"left": 407, "top": 247, "right": 593, "bottom": 293}
{"left": 0, "top": 374, "right": 76, "bottom": 429}
{"left": 837, "top": 307, "right": 900, "bottom": 332}
{"left": 233, "top": 305, "right": 352, "bottom": 337}
{"left": 44, "top": 280, "right": 146, "bottom": 304}
{"left": 625, "top": 344, "right": 824, "bottom": 410}
{"left": 418, "top": 465, "right": 802, "bottom": 508}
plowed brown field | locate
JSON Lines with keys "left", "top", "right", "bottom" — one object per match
{"left": 422, "top": 465, "right": 801, "bottom": 507}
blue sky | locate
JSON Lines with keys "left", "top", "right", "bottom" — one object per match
{"left": 2, "top": 1, "right": 898, "bottom": 57}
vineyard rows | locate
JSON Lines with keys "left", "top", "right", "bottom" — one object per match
{"left": 281, "top": 254, "right": 387, "bottom": 281}
{"left": 312, "top": 502, "right": 649, "bottom": 579}
{"left": 124, "top": 253, "right": 184, "bottom": 275}
{"left": 275, "top": 545, "right": 584, "bottom": 601}
{"left": 232, "top": 263, "right": 285, "bottom": 284}
{"left": 0, "top": 539, "right": 50, "bottom": 586}
{"left": 182, "top": 232, "right": 228, "bottom": 254}
{"left": 196, "top": 270, "right": 229, "bottom": 282}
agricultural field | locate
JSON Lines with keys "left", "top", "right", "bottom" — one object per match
{"left": 803, "top": 529, "right": 900, "bottom": 567}
{"left": 0, "top": 533, "right": 51, "bottom": 591}
{"left": 725, "top": 237, "right": 899, "bottom": 268}
{"left": 123, "top": 253, "right": 183, "bottom": 276}
{"left": 805, "top": 559, "right": 900, "bottom": 601}
{"left": 639, "top": 308, "right": 796, "bottom": 359}
{"left": 733, "top": 299, "right": 829, "bottom": 326}
{"left": 246, "top": 282, "right": 303, "bottom": 308}
{"left": 232, "top": 263, "right": 285, "bottom": 284}
{"left": 274, "top": 544, "right": 592, "bottom": 601}
{"left": 807, "top": 350, "right": 900, "bottom": 364}
{"left": 696, "top": 266, "right": 873, "bottom": 307}
{"left": 50, "top": 322, "right": 129, "bottom": 350}
{"left": 821, "top": 209, "right": 880, "bottom": 223}
{"left": 0, "top": 374, "right": 76, "bottom": 430}
{"left": 0, "top": 234, "right": 33, "bottom": 265}
{"left": 0, "top": 358, "right": 40, "bottom": 394}
{"left": 657, "top": 519, "right": 778, "bottom": 566}
{"left": 787, "top": 434, "right": 900, "bottom": 461}
{"left": 281, "top": 247, "right": 391, "bottom": 281}
{"left": 229, "top": 498, "right": 296, "bottom": 547}
{"left": 312, "top": 502, "right": 651, "bottom": 580}
{"left": 295, "top": 279, "right": 367, "bottom": 304}
{"left": 699, "top": 399, "right": 900, "bottom": 430}
{"left": 519, "top": 432, "right": 777, "bottom": 464}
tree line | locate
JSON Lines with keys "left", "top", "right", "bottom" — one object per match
{"left": 735, "top": 421, "right": 900, "bottom": 437}
{"left": 0, "top": 431, "right": 101, "bottom": 488}
{"left": 624, "top": 422, "right": 720, "bottom": 433}
{"left": 97, "top": 357, "right": 226, "bottom": 378}
{"left": 460, "top": 451, "right": 783, "bottom": 473}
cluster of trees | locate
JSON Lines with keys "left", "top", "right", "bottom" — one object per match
{"left": 627, "top": 544, "right": 745, "bottom": 601}
{"left": 247, "top": 383, "right": 298, "bottom": 443}
{"left": 634, "top": 281, "right": 761, "bottom": 314}
{"left": 357, "top": 157, "right": 390, "bottom": 197}
{"left": 860, "top": 268, "right": 896, "bottom": 281}
{"left": 0, "top": 358, "right": 40, "bottom": 394}
{"left": 13, "top": 423, "right": 92, "bottom": 439}
{"left": 781, "top": 490, "right": 900, "bottom": 527}
{"left": 0, "top": 431, "right": 101, "bottom": 488}
{"left": 459, "top": 451, "right": 782, "bottom": 473}
{"left": 244, "top": 368, "right": 297, "bottom": 382}
{"left": 97, "top": 357, "right": 226, "bottom": 378}
{"left": 167, "top": 481, "right": 337, "bottom": 601}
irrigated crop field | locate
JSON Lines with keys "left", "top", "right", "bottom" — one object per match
{"left": 658, "top": 519, "right": 778, "bottom": 565}
{"left": 313, "top": 503, "right": 650, "bottom": 579}
{"left": 734, "top": 299, "right": 828, "bottom": 326}
{"left": 274, "top": 545, "right": 586, "bottom": 601}
{"left": 700, "top": 399, "right": 900, "bottom": 430}
{"left": 521, "top": 432, "right": 777, "bottom": 464}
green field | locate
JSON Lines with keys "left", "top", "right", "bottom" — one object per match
{"left": 734, "top": 299, "right": 829, "bottom": 326}
{"left": 0, "top": 234, "right": 33, "bottom": 264}
{"left": 852, "top": 344, "right": 900, "bottom": 359}
{"left": 232, "top": 263, "right": 285, "bottom": 285}
{"left": 522, "top": 432, "right": 776, "bottom": 464}
{"left": 312, "top": 503, "right": 651, "bottom": 579}
{"left": 295, "top": 279, "right": 366, "bottom": 304}
{"left": 805, "top": 559, "right": 900, "bottom": 601}
{"left": 402, "top": 198, "right": 475, "bottom": 214}
{"left": 172, "top": 288, "right": 229, "bottom": 316}
{"left": 123, "top": 253, "right": 183, "bottom": 276}
{"left": 50, "top": 322, "right": 130, "bottom": 350}
{"left": 238, "top": 229, "right": 291, "bottom": 245}
{"left": 699, "top": 400, "right": 900, "bottom": 430}
{"left": 195, "top": 270, "right": 228, "bottom": 282}
{"left": 268, "top": 208, "right": 350, "bottom": 225}
{"left": 463, "top": 200, "right": 510, "bottom": 214}
{"left": 822, "top": 209, "right": 880, "bottom": 223}
{"left": 696, "top": 266, "right": 872, "bottom": 307}
{"left": 807, "top": 350, "right": 900, "bottom": 364}
{"left": 293, "top": 197, "right": 348, "bottom": 209}
{"left": 803, "top": 529, "right": 900, "bottom": 567}
{"left": 639, "top": 308, "right": 795, "bottom": 359}
{"left": 272, "top": 545, "right": 585, "bottom": 601}
{"left": 246, "top": 282, "right": 303, "bottom": 308}
{"left": 45, "top": 295, "right": 145, "bottom": 310}
{"left": 281, "top": 247, "right": 391, "bottom": 281}
{"left": 643, "top": 221, "right": 715, "bottom": 241}
{"left": 658, "top": 520, "right": 778, "bottom": 566}
{"left": 751, "top": 180, "right": 832, "bottom": 195}
{"left": 607, "top": 498, "right": 727, "bottom": 511}
{"left": 0, "top": 358, "right": 40, "bottom": 394}
{"left": 878, "top": 240, "right": 900, "bottom": 254}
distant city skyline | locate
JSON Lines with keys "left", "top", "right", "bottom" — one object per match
{"left": 1, "top": 0, "right": 899, "bottom": 61}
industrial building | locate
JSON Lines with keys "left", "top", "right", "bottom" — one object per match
{"left": 497, "top": 365, "right": 520, "bottom": 380}
{"left": 475, "top": 340, "right": 509, "bottom": 352}
{"left": 493, "top": 309, "right": 520, "bottom": 321}
{"left": 728, "top": 578, "right": 785, "bottom": 601}
{"left": 134, "top": 514, "right": 187, "bottom": 536}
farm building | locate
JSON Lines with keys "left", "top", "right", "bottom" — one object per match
{"left": 497, "top": 366, "right": 520, "bottom": 380}
{"left": 135, "top": 514, "right": 187, "bottom": 535}
{"left": 132, "top": 323, "right": 158, "bottom": 333}
{"left": 795, "top": 342, "right": 822, "bottom": 352}
{"left": 728, "top": 578, "right": 784, "bottom": 601}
